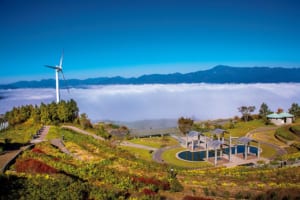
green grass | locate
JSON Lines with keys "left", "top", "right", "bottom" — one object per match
{"left": 161, "top": 147, "right": 212, "bottom": 168}
{"left": 128, "top": 136, "right": 179, "bottom": 148}
{"left": 260, "top": 143, "right": 277, "bottom": 158}
{"left": 119, "top": 146, "right": 153, "bottom": 161}
{"left": 252, "top": 130, "right": 286, "bottom": 147}
{"left": 275, "top": 126, "right": 296, "bottom": 141}
{"left": 0, "top": 122, "right": 41, "bottom": 144}
{"left": 228, "top": 120, "right": 266, "bottom": 137}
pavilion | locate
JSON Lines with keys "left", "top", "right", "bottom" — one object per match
{"left": 183, "top": 129, "right": 261, "bottom": 166}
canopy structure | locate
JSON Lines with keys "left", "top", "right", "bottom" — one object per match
{"left": 188, "top": 131, "right": 200, "bottom": 137}
{"left": 237, "top": 136, "right": 252, "bottom": 144}
{"left": 186, "top": 131, "right": 202, "bottom": 151}
{"left": 211, "top": 128, "right": 226, "bottom": 135}
{"left": 207, "top": 140, "right": 223, "bottom": 149}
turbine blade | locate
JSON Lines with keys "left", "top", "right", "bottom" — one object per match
{"left": 61, "top": 70, "right": 70, "bottom": 93}
{"left": 45, "top": 65, "right": 58, "bottom": 70}
{"left": 59, "top": 49, "right": 64, "bottom": 68}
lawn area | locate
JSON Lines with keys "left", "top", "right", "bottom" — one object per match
{"left": 0, "top": 121, "right": 40, "bottom": 144}
{"left": 128, "top": 136, "right": 179, "bottom": 148}
{"left": 252, "top": 129, "right": 286, "bottom": 147}
{"left": 119, "top": 146, "right": 153, "bottom": 162}
{"left": 260, "top": 143, "right": 277, "bottom": 158}
{"left": 161, "top": 147, "right": 212, "bottom": 168}
{"left": 228, "top": 120, "right": 266, "bottom": 137}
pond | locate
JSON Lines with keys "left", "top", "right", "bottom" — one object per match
{"left": 177, "top": 145, "right": 258, "bottom": 162}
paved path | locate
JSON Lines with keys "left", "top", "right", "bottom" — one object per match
{"left": 50, "top": 138, "right": 72, "bottom": 155}
{"left": 152, "top": 145, "right": 180, "bottom": 163}
{"left": 120, "top": 141, "right": 157, "bottom": 151}
{"left": 31, "top": 126, "right": 50, "bottom": 143}
{"left": 62, "top": 125, "right": 105, "bottom": 141}
{"left": 0, "top": 126, "right": 50, "bottom": 173}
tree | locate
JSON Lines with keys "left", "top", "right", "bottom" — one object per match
{"left": 259, "top": 102, "right": 272, "bottom": 118}
{"left": 277, "top": 108, "right": 284, "bottom": 114}
{"left": 289, "top": 103, "right": 300, "bottom": 117}
{"left": 238, "top": 106, "right": 256, "bottom": 122}
{"left": 79, "top": 113, "right": 92, "bottom": 129}
{"left": 177, "top": 117, "right": 194, "bottom": 147}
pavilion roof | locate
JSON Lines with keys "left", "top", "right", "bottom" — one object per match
{"left": 267, "top": 112, "right": 294, "bottom": 119}
{"left": 211, "top": 128, "right": 226, "bottom": 135}
{"left": 238, "top": 136, "right": 252, "bottom": 144}
{"left": 207, "top": 140, "right": 223, "bottom": 149}
{"left": 188, "top": 131, "right": 200, "bottom": 137}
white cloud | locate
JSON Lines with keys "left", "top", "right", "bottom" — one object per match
{"left": 1, "top": 83, "right": 300, "bottom": 122}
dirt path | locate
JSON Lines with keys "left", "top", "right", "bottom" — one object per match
{"left": 62, "top": 125, "right": 105, "bottom": 141}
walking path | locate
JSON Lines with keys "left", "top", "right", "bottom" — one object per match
{"left": 50, "top": 138, "right": 72, "bottom": 155}
{"left": 0, "top": 126, "right": 50, "bottom": 173}
{"left": 152, "top": 145, "right": 180, "bottom": 163}
{"left": 62, "top": 125, "right": 105, "bottom": 141}
{"left": 120, "top": 141, "right": 157, "bottom": 151}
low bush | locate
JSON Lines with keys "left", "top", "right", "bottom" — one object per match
{"left": 275, "top": 126, "right": 295, "bottom": 141}
{"left": 15, "top": 158, "right": 58, "bottom": 174}
{"left": 290, "top": 125, "right": 300, "bottom": 135}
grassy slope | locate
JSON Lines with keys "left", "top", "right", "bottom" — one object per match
{"left": 0, "top": 120, "right": 40, "bottom": 144}
{"left": 128, "top": 136, "right": 179, "bottom": 148}
{"left": 2, "top": 123, "right": 300, "bottom": 199}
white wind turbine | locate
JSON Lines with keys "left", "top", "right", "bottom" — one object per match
{"left": 45, "top": 50, "right": 67, "bottom": 103}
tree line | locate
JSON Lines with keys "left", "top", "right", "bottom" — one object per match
{"left": 5, "top": 99, "right": 79, "bottom": 126}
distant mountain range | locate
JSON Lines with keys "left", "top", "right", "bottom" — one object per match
{"left": 1, "top": 65, "right": 300, "bottom": 89}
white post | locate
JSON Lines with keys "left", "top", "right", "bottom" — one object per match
{"left": 244, "top": 144, "right": 247, "bottom": 160}
{"left": 55, "top": 69, "right": 60, "bottom": 103}
{"left": 192, "top": 140, "right": 194, "bottom": 151}
{"left": 257, "top": 142, "right": 260, "bottom": 159}
{"left": 214, "top": 148, "right": 217, "bottom": 166}
{"left": 229, "top": 136, "right": 232, "bottom": 161}
{"left": 235, "top": 144, "right": 237, "bottom": 155}
{"left": 206, "top": 142, "right": 209, "bottom": 160}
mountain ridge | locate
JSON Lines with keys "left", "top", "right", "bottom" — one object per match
{"left": 1, "top": 65, "right": 300, "bottom": 89}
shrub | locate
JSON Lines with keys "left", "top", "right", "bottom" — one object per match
{"left": 169, "top": 178, "right": 183, "bottom": 192}
{"left": 275, "top": 126, "right": 295, "bottom": 141}
{"left": 182, "top": 196, "right": 213, "bottom": 200}
{"left": 15, "top": 158, "right": 58, "bottom": 174}
{"left": 290, "top": 125, "right": 300, "bottom": 135}
{"left": 132, "top": 176, "right": 170, "bottom": 191}
{"left": 32, "top": 148, "right": 46, "bottom": 154}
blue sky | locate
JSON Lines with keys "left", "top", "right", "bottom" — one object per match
{"left": 1, "top": 0, "right": 300, "bottom": 83}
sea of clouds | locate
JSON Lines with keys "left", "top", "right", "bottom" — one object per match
{"left": 0, "top": 83, "right": 300, "bottom": 123}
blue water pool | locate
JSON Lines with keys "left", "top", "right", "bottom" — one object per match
{"left": 177, "top": 145, "right": 258, "bottom": 161}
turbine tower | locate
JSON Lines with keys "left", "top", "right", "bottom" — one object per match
{"left": 45, "top": 51, "right": 66, "bottom": 103}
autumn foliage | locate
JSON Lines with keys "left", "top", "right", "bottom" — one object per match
{"left": 15, "top": 158, "right": 58, "bottom": 174}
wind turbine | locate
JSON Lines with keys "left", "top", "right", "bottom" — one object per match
{"left": 45, "top": 50, "right": 67, "bottom": 103}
